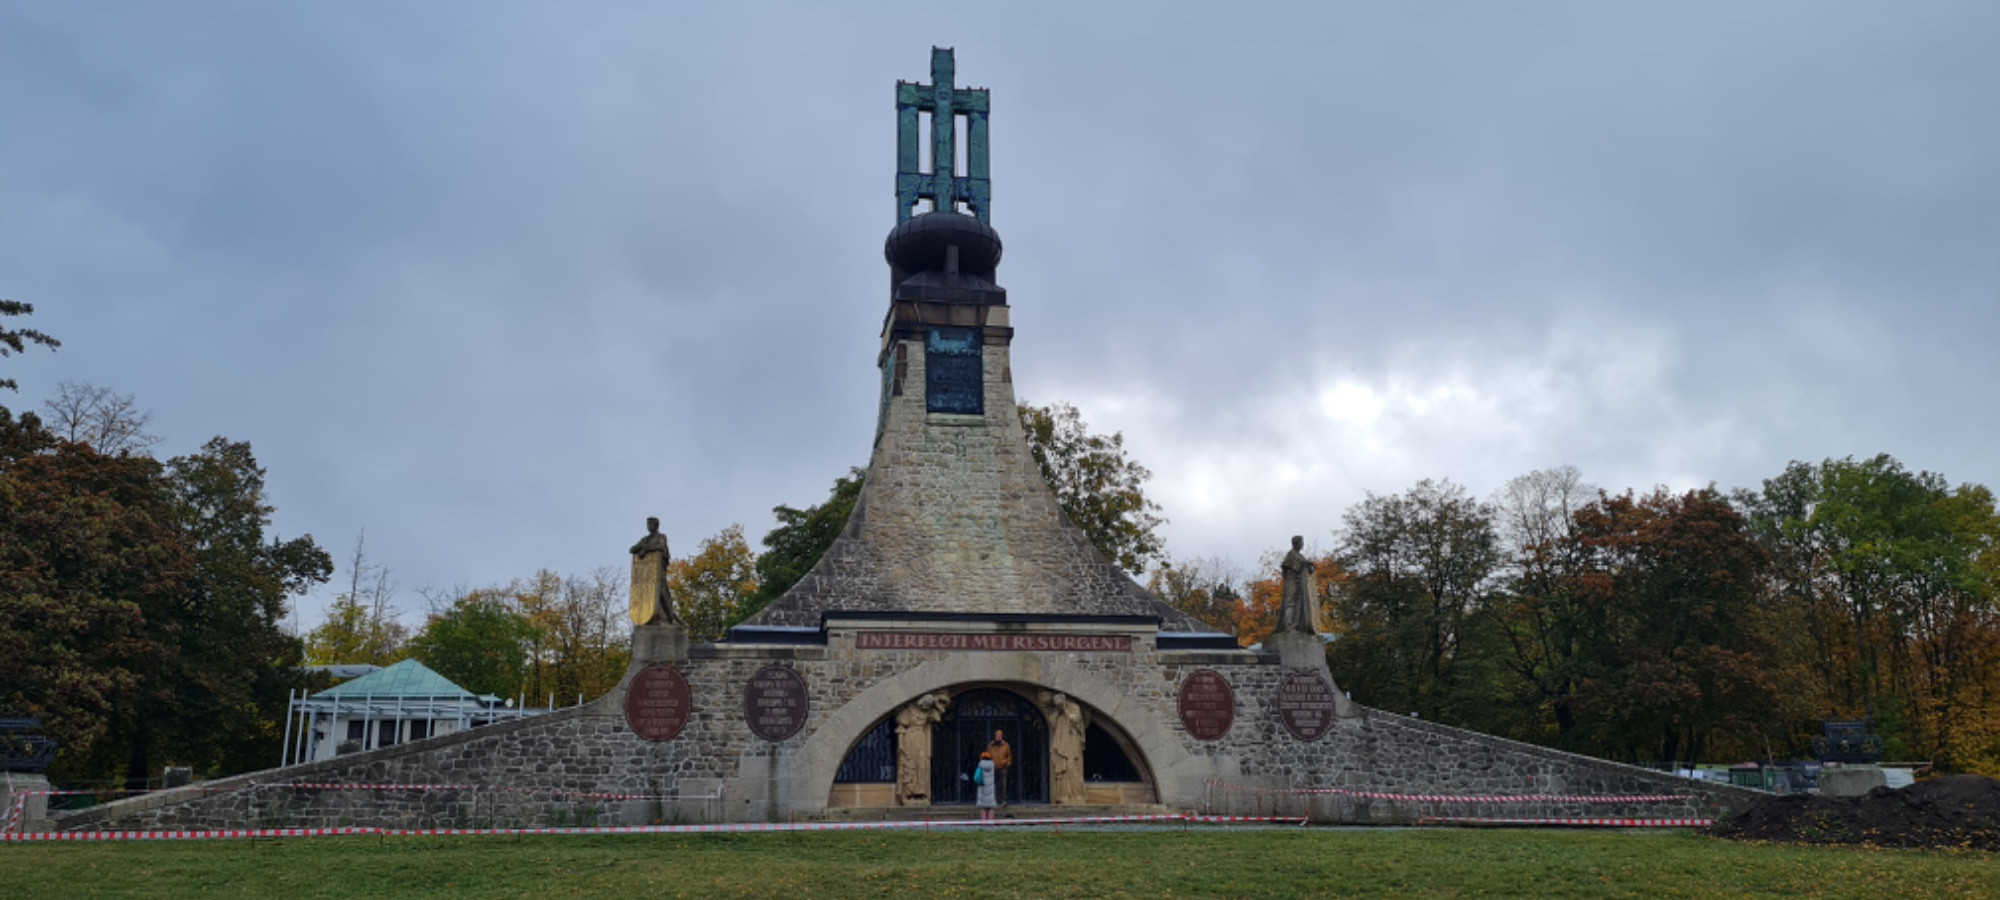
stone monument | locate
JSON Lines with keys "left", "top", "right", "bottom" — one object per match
{"left": 50, "top": 47, "right": 1763, "bottom": 834}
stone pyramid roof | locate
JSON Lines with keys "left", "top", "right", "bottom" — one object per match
{"left": 738, "top": 215, "right": 1212, "bottom": 634}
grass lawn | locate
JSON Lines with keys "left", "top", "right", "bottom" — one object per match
{"left": 1, "top": 827, "right": 1994, "bottom": 898}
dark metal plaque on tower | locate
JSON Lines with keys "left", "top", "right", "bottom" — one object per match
{"left": 1278, "top": 671, "right": 1337, "bottom": 741}
{"left": 624, "top": 665, "right": 693, "bottom": 742}
{"left": 744, "top": 666, "right": 809, "bottom": 741}
{"left": 1177, "top": 670, "right": 1235, "bottom": 740}
{"left": 925, "top": 327, "right": 983, "bottom": 414}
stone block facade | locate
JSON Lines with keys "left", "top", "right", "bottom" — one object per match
{"left": 57, "top": 627, "right": 1757, "bottom": 832}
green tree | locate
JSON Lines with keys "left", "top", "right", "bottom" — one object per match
{"left": 669, "top": 524, "right": 760, "bottom": 642}
{"left": 406, "top": 590, "right": 535, "bottom": 698}
{"left": 1, "top": 299, "right": 60, "bottom": 393}
{"left": 1018, "top": 401, "right": 1167, "bottom": 574}
{"left": 156, "top": 437, "right": 333, "bottom": 775}
{"left": 748, "top": 468, "right": 864, "bottom": 612}
{"left": 1738, "top": 455, "right": 2000, "bottom": 768}
{"left": 1326, "top": 479, "right": 1500, "bottom": 724}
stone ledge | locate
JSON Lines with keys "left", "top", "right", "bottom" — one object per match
{"left": 690, "top": 644, "right": 831, "bottom": 660}
{"left": 1156, "top": 650, "right": 1271, "bottom": 666}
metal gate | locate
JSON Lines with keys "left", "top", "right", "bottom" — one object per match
{"left": 929, "top": 688, "right": 1048, "bottom": 805}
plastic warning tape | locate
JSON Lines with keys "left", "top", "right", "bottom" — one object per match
{"left": 9, "top": 783, "right": 715, "bottom": 802}
{"left": 1205, "top": 781, "right": 1693, "bottom": 804}
{"left": 3, "top": 814, "right": 1316, "bottom": 842}
{"left": 1420, "top": 816, "right": 1712, "bottom": 828}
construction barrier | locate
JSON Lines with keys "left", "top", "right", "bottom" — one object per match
{"left": 1421, "top": 816, "right": 1713, "bottom": 827}
{"left": 2, "top": 814, "right": 1312, "bottom": 842}
{"left": 1202, "top": 780, "right": 1707, "bottom": 825}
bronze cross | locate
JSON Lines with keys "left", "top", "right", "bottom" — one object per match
{"left": 896, "top": 47, "right": 991, "bottom": 223}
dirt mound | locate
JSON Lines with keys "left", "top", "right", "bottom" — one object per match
{"left": 1710, "top": 774, "right": 2000, "bottom": 850}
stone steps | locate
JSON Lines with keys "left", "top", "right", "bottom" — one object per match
{"left": 812, "top": 803, "right": 1180, "bottom": 822}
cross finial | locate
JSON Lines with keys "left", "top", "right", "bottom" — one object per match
{"left": 896, "top": 47, "right": 990, "bottom": 223}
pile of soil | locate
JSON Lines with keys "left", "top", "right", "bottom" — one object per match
{"left": 1710, "top": 774, "right": 2000, "bottom": 850}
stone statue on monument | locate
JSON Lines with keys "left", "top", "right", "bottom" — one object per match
{"left": 894, "top": 691, "right": 950, "bottom": 805}
{"left": 629, "top": 517, "right": 677, "bottom": 626}
{"left": 1040, "top": 690, "right": 1091, "bottom": 805}
{"left": 1276, "top": 535, "right": 1319, "bottom": 634}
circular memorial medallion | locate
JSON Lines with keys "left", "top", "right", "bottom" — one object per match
{"left": 623, "top": 664, "right": 693, "bottom": 742}
{"left": 744, "top": 665, "right": 810, "bottom": 741}
{"left": 1177, "top": 669, "right": 1235, "bottom": 740}
{"left": 1277, "top": 671, "right": 1338, "bottom": 741}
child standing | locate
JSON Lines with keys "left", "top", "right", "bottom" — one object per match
{"left": 975, "top": 750, "right": 997, "bottom": 821}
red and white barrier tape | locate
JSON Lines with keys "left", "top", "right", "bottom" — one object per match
{"left": 1421, "top": 816, "right": 1712, "bottom": 828}
{"left": 4, "top": 814, "right": 1311, "bottom": 842}
{"left": 8, "top": 782, "right": 721, "bottom": 802}
{"left": 1205, "top": 781, "right": 1693, "bottom": 804}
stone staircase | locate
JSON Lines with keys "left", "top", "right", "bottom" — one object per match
{"left": 812, "top": 803, "right": 1182, "bottom": 823}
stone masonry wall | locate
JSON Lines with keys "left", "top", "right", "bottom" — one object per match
{"left": 749, "top": 336, "right": 1203, "bottom": 631}
{"left": 57, "top": 638, "right": 1756, "bottom": 832}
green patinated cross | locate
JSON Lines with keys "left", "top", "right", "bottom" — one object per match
{"left": 896, "top": 47, "right": 990, "bottom": 223}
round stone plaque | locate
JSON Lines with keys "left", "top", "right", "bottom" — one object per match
{"left": 744, "top": 665, "right": 809, "bottom": 741}
{"left": 1177, "top": 669, "right": 1235, "bottom": 740}
{"left": 623, "top": 664, "right": 692, "bottom": 742}
{"left": 1278, "top": 671, "right": 1337, "bottom": 741}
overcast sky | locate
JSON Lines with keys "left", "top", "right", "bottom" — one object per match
{"left": 4, "top": 1, "right": 1995, "bottom": 629}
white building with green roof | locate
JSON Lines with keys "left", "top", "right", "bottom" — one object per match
{"left": 281, "top": 659, "right": 550, "bottom": 765}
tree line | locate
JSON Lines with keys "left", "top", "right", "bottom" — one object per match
{"left": 10, "top": 297, "right": 1994, "bottom": 779}
{"left": 1152, "top": 464, "right": 2000, "bottom": 775}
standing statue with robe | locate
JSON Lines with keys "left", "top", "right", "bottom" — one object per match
{"left": 629, "top": 517, "right": 677, "bottom": 626}
{"left": 1277, "top": 535, "right": 1319, "bottom": 634}
{"left": 894, "top": 691, "right": 949, "bottom": 805}
{"left": 1040, "top": 691, "right": 1091, "bottom": 805}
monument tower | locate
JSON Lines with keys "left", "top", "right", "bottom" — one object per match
{"left": 49, "top": 49, "right": 1757, "bottom": 834}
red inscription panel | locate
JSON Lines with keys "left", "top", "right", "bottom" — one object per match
{"left": 853, "top": 632, "right": 1132, "bottom": 652}
{"left": 1278, "top": 671, "right": 1337, "bottom": 741}
{"left": 1177, "top": 669, "right": 1235, "bottom": 740}
{"left": 744, "top": 666, "right": 809, "bottom": 741}
{"left": 623, "top": 664, "right": 692, "bottom": 742}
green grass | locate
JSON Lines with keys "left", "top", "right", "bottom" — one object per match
{"left": 1, "top": 828, "right": 1994, "bottom": 898}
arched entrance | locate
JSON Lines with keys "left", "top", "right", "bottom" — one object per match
{"left": 826, "top": 681, "right": 1157, "bottom": 808}
{"left": 930, "top": 688, "right": 1047, "bottom": 805}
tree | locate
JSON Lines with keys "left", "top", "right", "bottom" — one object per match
{"left": 0, "top": 410, "right": 192, "bottom": 782}
{"left": 1326, "top": 479, "right": 1500, "bottom": 723}
{"left": 303, "top": 533, "right": 406, "bottom": 666}
{"left": 406, "top": 590, "right": 535, "bottom": 698}
{"left": 749, "top": 468, "right": 864, "bottom": 612}
{"left": 517, "top": 568, "right": 627, "bottom": 706}
{"left": 1566, "top": 488, "right": 1776, "bottom": 765}
{"left": 41, "top": 380, "right": 161, "bottom": 455}
{"left": 669, "top": 524, "right": 760, "bottom": 642}
{"left": 155, "top": 437, "right": 333, "bottom": 775}
{"left": 1485, "top": 467, "right": 1598, "bottom": 742}
{"left": 1, "top": 299, "right": 60, "bottom": 393}
{"left": 1738, "top": 455, "right": 2000, "bottom": 768}
{"left": 1018, "top": 401, "right": 1167, "bottom": 574}
{"left": 1148, "top": 556, "right": 1247, "bottom": 639}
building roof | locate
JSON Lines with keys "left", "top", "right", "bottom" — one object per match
{"left": 312, "top": 659, "right": 477, "bottom": 701}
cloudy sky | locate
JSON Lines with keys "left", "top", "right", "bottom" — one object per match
{"left": 4, "top": 1, "right": 1995, "bottom": 628}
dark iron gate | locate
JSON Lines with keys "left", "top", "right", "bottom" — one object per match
{"left": 929, "top": 688, "right": 1047, "bottom": 805}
